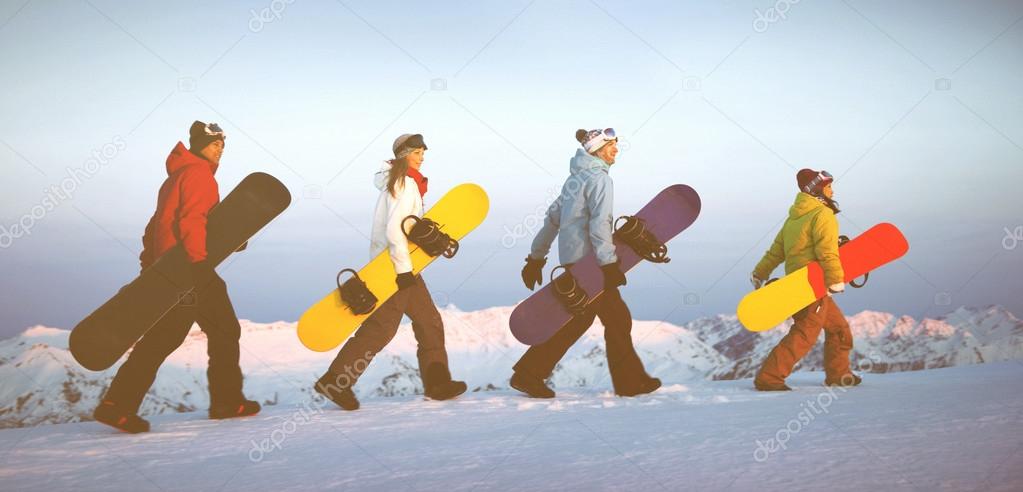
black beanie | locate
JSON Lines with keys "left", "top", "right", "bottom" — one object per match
{"left": 189, "top": 120, "right": 225, "bottom": 152}
{"left": 797, "top": 168, "right": 832, "bottom": 195}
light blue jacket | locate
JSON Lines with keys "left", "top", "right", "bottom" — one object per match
{"left": 530, "top": 149, "right": 618, "bottom": 266}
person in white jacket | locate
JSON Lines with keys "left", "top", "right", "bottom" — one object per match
{"left": 315, "top": 134, "right": 467, "bottom": 410}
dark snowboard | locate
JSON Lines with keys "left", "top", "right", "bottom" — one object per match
{"left": 69, "top": 172, "right": 291, "bottom": 371}
{"left": 510, "top": 184, "right": 701, "bottom": 345}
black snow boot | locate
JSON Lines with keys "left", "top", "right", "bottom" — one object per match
{"left": 423, "top": 363, "right": 467, "bottom": 401}
{"left": 825, "top": 373, "right": 862, "bottom": 387}
{"left": 510, "top": 371, "right": 555, "bottom": 399}
{"left": 754, "top": 379, "right": 793, "bottom": 392}
{"left": 315, "top": 375, "right": 360, "bottom": 411}
{"left": 616, "top": 377, "right": 662, "bottom": 397}
{"left": 210, "top": 399, "right": 261, "bottom": 420}
{"left": 93, "top": 400, "right": 150, "bottom": 434}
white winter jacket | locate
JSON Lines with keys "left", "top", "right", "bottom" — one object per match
{"left": 370, "top": 162, "right": 423, "bottom": 274}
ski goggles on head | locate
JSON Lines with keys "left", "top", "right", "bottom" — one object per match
{"left": 586, "top": 128, "right": 616, "bottom": 142}
{"left": 394, "top": 134, "right": 428, "bottom": 159}
{"left": 203, "top": 122, "right": 225, "bottom": 137}
{"left": 802, "top": 170, "right": 833, "bottom": 194}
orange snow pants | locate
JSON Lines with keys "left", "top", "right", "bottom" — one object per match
{"left": 755, "top": 296, "right": 854, "bottom": 385}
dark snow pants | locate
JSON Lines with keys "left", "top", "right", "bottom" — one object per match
{"left": 103, "top": 274, "right": 245, "bottom": 413}
{"left": 322, "top": 275, "right": 450, "bottom": 389}
{"left": 512, "top": 287, "right": 650, "bottom": 393}
{"left": 756, "top": 296, "right": 854, "bottom": 385}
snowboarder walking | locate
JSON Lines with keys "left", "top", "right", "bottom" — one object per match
{"left": 510, "top": 128, "right": 661, "bottom": 399}
{"left": 751, "top": 169, "right": 862, "bottom": 391}
{"left": 93, "top": 121, "right": 261, "bottom": 433}
{"left": 314, "top": 134, "right": 467, "bottom": 410}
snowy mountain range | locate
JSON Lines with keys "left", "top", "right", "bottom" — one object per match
{"left": 1, "top": 304, "right": 1020, "bottom": 429}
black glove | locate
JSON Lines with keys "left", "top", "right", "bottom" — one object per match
{"left": 190, "top": 260, "right": 216, "bottom": 292}
{"left": 521, "top": 256, "right": 546, "bottom": 291}
{"left": 396, "top": 272, "right": 416, "bottom": 290}
{"left": 600, "top": 262, "right": 627, "bottom": 289}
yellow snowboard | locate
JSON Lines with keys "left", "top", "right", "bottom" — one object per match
{"left": 298, "top": 183, "right": 489, "bottom": 351}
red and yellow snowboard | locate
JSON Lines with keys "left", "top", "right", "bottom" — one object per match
{"left": 737, "top": 222, "right": 909, "bottom": 332}
{"left": 297, "top": 183, "right": 488, "bottom": 351}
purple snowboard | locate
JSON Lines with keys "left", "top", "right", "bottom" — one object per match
{"left": 510, "top": 184, "right": 701, "bottom": 345}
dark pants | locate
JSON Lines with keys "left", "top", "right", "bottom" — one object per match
{"left": 323, "top": 275, "right": 449, "bottom": 388}
{"left": 103, "top": 274, "right": 244, "bottom": 413}
{"left": 756, "top": 296, "right": 854, "bottom": 385}
{"left": 513, "top": 288, "right": 650, "bottom": 393}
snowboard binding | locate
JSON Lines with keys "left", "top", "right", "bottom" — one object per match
{"left": 838, "top": 235, "right": 869, "bottom": 288}
{"left": 551, "top": 266, "right": 590, "bottom": 316}
{"left": 336, "top": 269, "right": 378, "bottom": 315}
{"left": 403, "top": 216, "right": 459, "bottom": 258}
{"left": 614, "top": 215, "right": 670, "bottom": 263}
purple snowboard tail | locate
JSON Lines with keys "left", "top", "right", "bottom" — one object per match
{"left": 510, "top": 184, "right": 701, "bottom": 345}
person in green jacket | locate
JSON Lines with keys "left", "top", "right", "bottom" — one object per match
{"left": 750, "top": 169, "right": 861, "bottom": 391}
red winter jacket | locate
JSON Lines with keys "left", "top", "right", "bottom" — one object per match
{"left": 139, "top": 142, "right": 220, "bottom": 269}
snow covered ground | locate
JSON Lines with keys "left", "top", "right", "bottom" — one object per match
{"left": 1, "top": 362, "right": 1020, "bottom": 491}
{"left": 3, "top": 304, "right": 1020, "bottom": 429}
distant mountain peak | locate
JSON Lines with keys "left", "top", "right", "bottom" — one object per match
{"left": 1, "top": 304, "right": 1020, "bottom": 429}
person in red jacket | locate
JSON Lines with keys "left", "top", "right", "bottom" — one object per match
{"left": 93, "top": 121, "right": 260, "bottom": 433}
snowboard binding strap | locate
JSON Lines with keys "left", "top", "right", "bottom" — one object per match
{"left": 336, "top": 268, "right": 378, "bottom": 315}
{"left": 838, "top": 235, "right": 869, "bottom": 288}
{"left": 402, "top": 216, "right": 459, "bottom": 258}
{"left": 551, "top": 266, "right": 590, "bottom": 316}
{"left": 613, "top": 215, "right": 670, "bottom": 263}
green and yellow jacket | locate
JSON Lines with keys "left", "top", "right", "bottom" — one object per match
{"left": 754, "top": 192, "right": 844, "bottom": 285}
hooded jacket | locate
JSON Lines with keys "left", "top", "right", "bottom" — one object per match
{"left": 370, "top": 162, "right": 424, "bottom": 274}
{"left": 530, "top": 148, "right": 617, "bottom": 266}
{"left": 139, "top": 142, "right": 220, "bottom": 269}
{"left": 754, "top": 192, "right": 844, "bottom": 285}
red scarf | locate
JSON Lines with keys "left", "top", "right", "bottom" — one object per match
{"left": 406, "top": 167, "right": 428, "bottom": 198}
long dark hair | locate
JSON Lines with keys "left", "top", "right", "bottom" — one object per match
{"left": 386, "top": 157, "right": 409, "bottom": 197}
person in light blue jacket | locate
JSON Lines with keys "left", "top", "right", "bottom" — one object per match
{"left": 510, "top": 128, "right": 661, "bottom": 399}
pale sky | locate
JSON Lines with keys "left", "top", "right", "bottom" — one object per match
{"left": 1, "top": 0, "right": 1021, "bottom": 337}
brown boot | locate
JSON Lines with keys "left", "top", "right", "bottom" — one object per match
{"left": 315, "top": 374, "right": 360, "bottom": 411}
{"left": 825, "top": 373, "right": 862, "bottom": 387}
{"left": 754, "top": 379, "right": 793, "bottom": 391}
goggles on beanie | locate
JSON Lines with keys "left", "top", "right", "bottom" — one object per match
{"left": 802, "top": 170, "right": 833, "bottom": 195}
{"left": 203, "top": 122, "right": 225, "bottom": 137}
{"left": 189, "top": 120, "right": 226, "bottom": 152}
{"left": 580, "top": 128, "right": 617, "bottom": 153}
{"left": 586, "top": 128, "right": 616, "bottom": 140}
{"left": 393, "top": 133, "right": 428, "bottom": 160}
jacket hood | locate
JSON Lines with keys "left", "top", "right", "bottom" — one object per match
{"left": 373, "top": 161, "right": 391, "bottom": 191}
{"left": 569, "top": 148, "right": 610, "bottom": 175}
{"left": 789, "top": 192, "right": 827, "bottom": 219}
{"left": 166, "top": 141, "right": 217, "bottom": 176}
